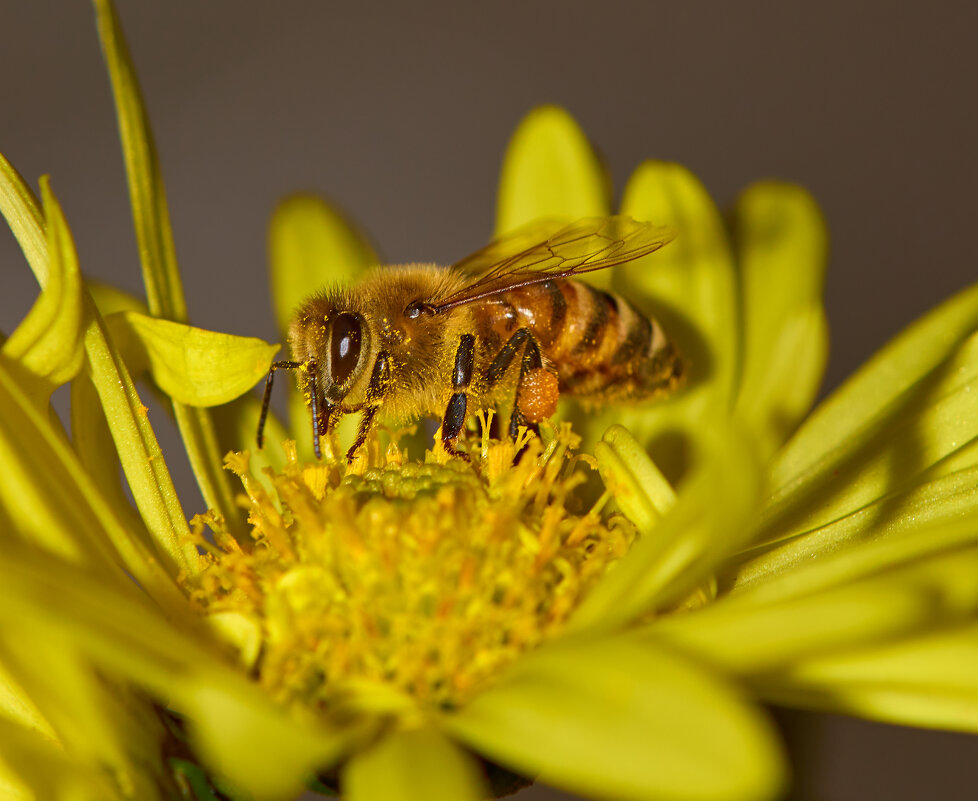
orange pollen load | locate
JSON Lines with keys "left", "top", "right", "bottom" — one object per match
{"left": 518, "top": 368, "right": 560, "bottom": 423}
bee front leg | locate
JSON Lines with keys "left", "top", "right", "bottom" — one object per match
{"left": 440, "top": 334, "right": 475, "bottom": 459}
{"left": 346, "top": 406, "right": 379, "bottom": 462}
{"left": 345, "top": 350, "right": 393, "bottom": 462}
{"left": 486, "top": 327, "right": 545, "bottom": 440}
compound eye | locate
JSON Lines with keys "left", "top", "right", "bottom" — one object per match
{"left": 329, "top": 312, "right": 362, "bottom": 385}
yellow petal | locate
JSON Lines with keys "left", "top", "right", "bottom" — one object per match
{"left": 650, "top": 529, "right": 978, "bottom": 673}
{"left": 343, "top": 726, "right": 486, "bottom": 801}
{"left": 575, "top": 160, "right": 738, "bottom": 468}
{"left": 268, "top": 193, "right": 378, "bottom": 335}
{"left": 495, "top": 106, "right": 610, "bottom": 237}
{"left": 82, "top": 311, "right": 201, "bottom": 575}
{"left": 739, "top": 302, "right": 978, "bottom": 581}
{"left": 572, "top": 422, "right": 762, "bottom": 632}
{"left": 594, "top": 424, "right": 676, "bottom": 531}
{"left": 732, "top": 182, "right": 828, "bottom": 454}
{"left": 0, "top": 357, "right": 192, "bottom": 607}
{"left": 766, "top": 622, "right": 978, "bottom": 732}
{"left": 0, "top": 541, "right": 357, "bottom": 800}
{"left": 0, "top": 151, "right": 46, "bottom": 282}
{"left": 95, "top": 0, "right": 244, "bottom": 535}
{"left": 94, "top": 0, "right": 185, "bottom": 321}
{"left": 105, "top": 311, "right": 278, "bottom": 406}
{"left": 444, "top": 636, "right": 786, "bottom": 801}
{"left": 758, "top": 282, "right": 978, "bottom": 547}
{"left": 619, "top": 160, "right": 739, "bottom": 415}
{"left": 2, "top": 179, "right": 84, "bottom": 405}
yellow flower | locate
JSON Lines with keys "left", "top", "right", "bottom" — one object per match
{"left": 1, "top": 3, "right": 977, "bottom": 801}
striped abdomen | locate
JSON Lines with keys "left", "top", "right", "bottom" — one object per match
{"left": 484, "top": 279, "right": 683, "bottom": 403}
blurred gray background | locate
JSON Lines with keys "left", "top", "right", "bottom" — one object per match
{"left": 2, "top": 2, "right": 976, "bottom": 799}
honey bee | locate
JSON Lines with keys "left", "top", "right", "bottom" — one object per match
{"left": 257, "top": 216, "right": 683, "bottom": 461}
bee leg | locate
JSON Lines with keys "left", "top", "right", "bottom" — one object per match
{"left": 485, "top": 328, "right": 543, "bottom": 441}
{"left": 345, "top": 350, "right": 393, "bottom": 462}
{"left": 440, "top": 334, "right": 475, "bottom": 459}
{"left": 346, "top": 406, "right": 379, "bottom": 462}
{"left": 257, "top": 359, "right": 305, "bottom": 449}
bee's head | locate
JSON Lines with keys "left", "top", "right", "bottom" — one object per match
{"left": 288, "top": 297, "right": 372, "bottom": 406}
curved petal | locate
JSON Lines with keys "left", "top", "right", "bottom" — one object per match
{"left": 731, "top": 182, "right": 828, "bottom": 455}
{"left": 443, "top": 636, "right": 786, "bottom": 801}
{"left": 0, "top": 152, "right": 46, "bottom": 282}
{"left": 104, "top": 311, "right": 278, "bottom": 407}
{"left": 594, "top": 424, "right": 676, "bottom": 532}
{"left": 1, "top": 179, "right": 84, "bottom": 405}
{"left": 343, "top": 726, "right": 486, "bottom": 801}
{"left": 494, "top": 106, "right": 610, "bottom": 237}
{"left": 0, "top": 713, "right": 129, "bottom": 801}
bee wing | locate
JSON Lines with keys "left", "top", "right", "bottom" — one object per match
{"left": 433, "top": 216, "right": 675, "bottom": 312}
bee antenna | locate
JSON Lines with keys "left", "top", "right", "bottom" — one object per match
{"left": 307, "top": 364, "right": 322, "bottom": 460}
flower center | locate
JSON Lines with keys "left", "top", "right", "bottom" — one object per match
{"left": 184, "top": 424, "right": 635, "bottom": 716}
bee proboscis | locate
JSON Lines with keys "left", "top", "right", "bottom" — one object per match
{"left": 257, "top": 216, "right": 684, "bottom": 461}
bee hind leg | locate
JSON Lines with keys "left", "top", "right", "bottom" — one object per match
{"left": 486, "top": 327, "right": 545, "bottom": 441}
{"left": 439, "top": 334, "right": 475, "bottom": 460}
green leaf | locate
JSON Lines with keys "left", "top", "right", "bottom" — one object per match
{"left": 268, "top": 193, "right": 377, "bottom": 335}
{"left": 764, "top": 622, "right": 978, "bottom": 732}
{"left": 0, "top": 152, "right": 46, "bottom": 283}
{"left": 343, "top": 726, "right": 486, "bottom": 801}
{"left": 2, "top": 179, "right": 86, "bottom": 404}
{"left": 95, "top": 0, "right": 244, "bottom": 536}
{"left": 104, "top": 311, "right": 278, "bottom": 407}
{"left": 571, "top": 422, "right": 762, "bottom": 633}
{"left": 495, "top": 105, "right": 610, "bottom": 237}
{"left": 443, "top": 636, "right": 786, "bottom": 801}
{"left": 731, "top": 182, "right": 828, "bottom": 455}
{"left": 738, "top": 287, "right": 978, "bottom": 572}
